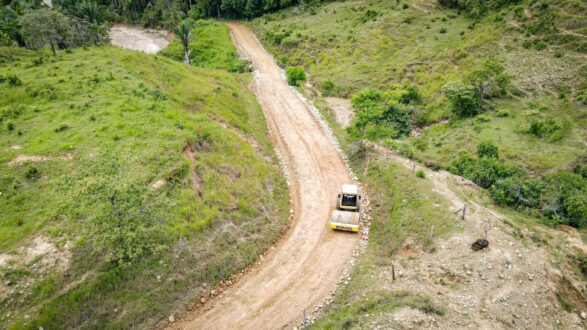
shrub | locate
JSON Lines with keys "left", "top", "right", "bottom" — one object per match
{"left": 448, "top": 143, "right": 586, "bottom": 228}
{"left": 416, "top": 170, "right": 426, "bottom": 178}
{"left": 526, "top": 118, "right": 565, "bottom": 140}
{"left": 7, "top": 74, "right": 22, "bottom": 86}
{"left": 465, "top": 57, "right": 511, "bottom": 98}
{"left": 533, "top": 39, "right": 547, "bottom": 50}
{"left": 55, "top": 124, "right": 70, "bottom": 132}
{"left": 477, "top": 140, "right": 499, "bottom": 159}
{"left": 399, "top": 85, "right": 422, "bottom": 104}
{"left": 360, "top": 9, "right": 379, "bottom": 23}
{"left": 496, "top": 109, "right": 510, "bottom": 117}
{"left": 25, "top": 166, "right": 41, "bottom": 181}
{"left": 285, "top": 66, "right": 306, "bottom": 86}
{"left": 439, "top": 28, "right": 447, "bottom": 33}
{"left": 348, "top": 88, "right": 412, "bottom": 139}
{"left": 320, "top": 80, "right": 336, "bottom": 96}
{"left": 450, "top": 145, "right": 523, "bottom": 189}
{"left": 348, "top": 103, "right": 411, "bottom": 140}
{"left": 6, "top": 121, "right": 15, "bottom": 131}
{"left": 490, "top": 176, "right": 542, "bottom": 208}
{"left": 442, "top": 80, "right": 482, "bottom": 116}
{"left": 542, "top": 171, "right": 587, "bottom": 228}
{"left": 412, "top": 138, "right": 428, "bottom": 151}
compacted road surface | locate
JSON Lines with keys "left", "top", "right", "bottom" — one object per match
{"left": 169, "top": 22, "right": 360, "bottom": 330}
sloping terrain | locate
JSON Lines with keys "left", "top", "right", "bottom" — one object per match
{"left": 244, "top": 1, "right": 587, "bottom": 327}
{"left": 249, "top": 0, "right": 587, "bottom": 175}
{"left": 167, "top": 22, "right": 361, "bottom": 330}
{"left": 0, "top": 23, "right": 289, "bottom": 329}
{"left": 310, "top": 144, "right": 586, "bottom": 329}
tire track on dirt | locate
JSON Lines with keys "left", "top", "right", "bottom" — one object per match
{"left": 167, "top": 22, "right": 361, "bottom": 329}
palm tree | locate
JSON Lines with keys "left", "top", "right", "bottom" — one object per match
{"left": 171, "top": 18, "right": 196, "bottom": 65}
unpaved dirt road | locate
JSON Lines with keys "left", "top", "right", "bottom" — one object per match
{"left": 169, "top": 23, "right": 359, "bottom": 329}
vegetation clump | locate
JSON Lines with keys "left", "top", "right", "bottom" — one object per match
{"left": 347, "top": 85, "right": 422, "bottom": 140}
{"left": 450, "top": 142, "right": 586, "bottom": 228}
{"left": 442, "top": 57, "right": 511, "bottom": 117}
{"left": 286, "top": 66, "right": 306, "bottom": 86}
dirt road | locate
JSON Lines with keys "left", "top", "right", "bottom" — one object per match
{"left": 169, "top": 23, "right": 360, "bottom": 329}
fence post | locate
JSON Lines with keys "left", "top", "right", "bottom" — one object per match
{"left": 392, "top": 262, "right": 396, "bottom": 281}
{"left": 430, "top": 225, "right": 435, "bottom": 242}
{"left": 461, "top": 203, "right": 467, "bottom": 220}
{"left": 485, "top": 219, "right": 490, "bottom": 238}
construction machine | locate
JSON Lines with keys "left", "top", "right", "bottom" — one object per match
{"left": 329, "top": 184, "right": 361, "bottom": 232}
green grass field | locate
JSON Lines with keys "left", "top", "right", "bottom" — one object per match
{"left": 249, "top": 0, "right": 587, "bottom": 175}
{"left": 0, "top": 22, "right": 288, "bottom": 329}
{"left": 161, "top": 19, "right": 249, "bottom": 72}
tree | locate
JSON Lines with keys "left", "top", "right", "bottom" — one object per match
{"left": 285, "top": 66, "right": 306, "bottom": 86}
{"left": 171, "top": 18, "right": 196, "bottom": 64}
{"left": 441, "top": 80, "right": 482, "bottom": 117}
{"left": 465, "top": 57, "right": 511, "bottom": 99}
{"left": 18, "top": 8, "right": 73, "bottom": 55}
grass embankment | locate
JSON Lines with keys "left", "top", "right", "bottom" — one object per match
{"left": 161, "top": 19, "right": 249, "bottom": 72}
{"left": 249, "top": 0, "right": 586, "bottom": 173}
{"left": 0, "top": 22, "right": 288, "bottom": 329}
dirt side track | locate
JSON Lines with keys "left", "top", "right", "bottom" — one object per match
{"left": 168, "top": 23, "right": 360, "bottom": 329}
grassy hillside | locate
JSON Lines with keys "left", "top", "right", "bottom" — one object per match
{"left": 250, "top": 0, "right": 586, "bottom": 170}
{"left": 161, "top": 19, "right": 250, "bottom": 72}
{"left": 0, "top": 23, "right": 288, "bottom": 329}
{"left": 250, "top": 0, "right": 587, "bottom": 227}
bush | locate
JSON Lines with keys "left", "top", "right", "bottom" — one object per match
{"left": 477, "top": 140, "right": 499, "bottom": 159}
{"left": 490, "top": 176, "right": 542, "bottom": 208}
{"left": 448, "top": 143, "right": 586, "bottom": 228}
{"left": 442, "top": 80, "right": 482, "bottom": 116}
{"left": 465, "top": 57, "right": 511, "bottom": 98}
{"left": 348, "top": 90, "right": 411, "bottom": 140}
{"left": 416, "top": 170, "right": 426, "bottom": 178}
{"left": 6, "top": 74, "right": 22, "bottom": 86}
{"left": 496, "top": 109, "right": 510, "bottom": 117}
{"left": 360, "top": 9, "right": 378, "bottom": 23}
{"left": 439, "top": 28, "right": 447, "bottom": 33}
{"left": 285, "top": 66, "right": 306, "bottom": 86}
{"left": 25, "top": 166, "right": 41, "bottom": 181}
{"left": 55, "top": 124, "right": 70, "bottom": 132}
{"left": 320, "top": 80, "right": 336, "bottom": 96}
{"left": 399, "top": 85, "right": 422, "bottom": 105}
{"left": 542, "top": 172, "right": 587, "bottom": 228}
{"left": 526, "top": 118, "right": 565, "bottom": 140}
